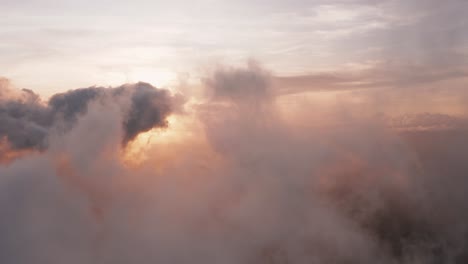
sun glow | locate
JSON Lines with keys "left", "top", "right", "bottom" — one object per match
{"left": 103, "top": 68, "right": 178, "bottom": 90}
{"left": 122, "top": 115, "right": 196, "bottom": 166}
{"left": 128, "top": 68, "right": 177, "bottom": 88}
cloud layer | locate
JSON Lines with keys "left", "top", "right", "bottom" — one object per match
{"left": 1, "top": 63, "right": 468, "bottom": 263}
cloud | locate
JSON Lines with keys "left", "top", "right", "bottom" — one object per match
{"left": 1, "top": 63, "right": 468, "bottom": 263}
{"left": 204, "top": 61, "right": 272, "bottom": 103}
{"left": 274, "top": 59, "right": 468, "bottom": 95}
{"left": 0, "top": 79, "right": 182, "bottom": 162}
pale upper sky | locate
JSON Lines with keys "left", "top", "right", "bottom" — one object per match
{"left": 1, "top": 0, "right": 467, "bottom": 96}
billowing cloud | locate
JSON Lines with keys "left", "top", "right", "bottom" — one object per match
{"left": 2, "top": 0, "right": 468, "bottom": 262}
{"left": 205, "top": 61, "right": 272, "bottom": 103}
{"left": 0, "top": 79, "right": 182, "bottom": 162}
{"left": 1, "top": 63, "right": 468, "bottom": 264}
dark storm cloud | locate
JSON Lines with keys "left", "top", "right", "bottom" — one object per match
{"left": 0, "top": 80, "right": 181, "bottom": 159}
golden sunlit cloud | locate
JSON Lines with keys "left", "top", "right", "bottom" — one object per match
{"left": 122, "top": 114, "right": 198, "bottom": 166}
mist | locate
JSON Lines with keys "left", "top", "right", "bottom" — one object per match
{"left": 1, "top": 61, "right": 468, "bottom": 264}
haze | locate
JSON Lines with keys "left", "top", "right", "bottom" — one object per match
{"left": 1, "top": 1, "right": 468, "bottom": 263}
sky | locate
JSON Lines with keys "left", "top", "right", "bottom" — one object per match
{"left": 2, "top": 1, "right": 468, "bottom": 263}
{"left": 2, "top": 0, "right": 467, "bottom": 96}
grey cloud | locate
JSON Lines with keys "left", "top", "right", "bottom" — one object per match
{"left": 0, "top": 81, "right": 52, "bottom": 152}
{"left": 386, "top": 113, "right": 468, "bottom": 131}
{"left": 120, "top": 82, "right": 177, "bottom": 144}
{"left": 204, "top": 61, "right": 272, "bottom": 103}
{"left": 0, "top": 80, "right": 182, "bottom": 161}
{"left": 274, "top": 59, "right": 468, "bottom": 96}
